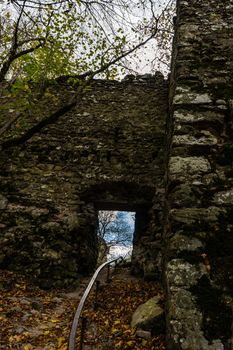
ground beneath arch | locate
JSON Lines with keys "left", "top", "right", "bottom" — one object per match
{"left": 0, "top": 267, "right": 166, "bottom": 350}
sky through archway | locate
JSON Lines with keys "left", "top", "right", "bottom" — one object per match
{"left": 97, "top": 210, "right": 135, "bottom": 261}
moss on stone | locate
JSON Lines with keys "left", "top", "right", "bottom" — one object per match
{"left": 190, "top": 276, "right": 232, "bottom": 347}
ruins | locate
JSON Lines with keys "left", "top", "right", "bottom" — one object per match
{"left": 1, "top": 0, "right": 233, "bottom": 348}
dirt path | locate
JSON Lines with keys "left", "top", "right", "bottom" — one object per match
{"left": 0, "top": 270, "right": 89, "bottom": 350}
{"left": 77, "top": 267, "right": 165, "bottom": 350}
{"left": 0, "top": 267, "right": 166, "bottom": 350}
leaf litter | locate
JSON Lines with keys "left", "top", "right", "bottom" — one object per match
{"left": 0, "top": 267, "right": 166, "bottom": 350}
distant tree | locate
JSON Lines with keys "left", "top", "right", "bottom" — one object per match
{"left": 97, "top": 211, "right": 133, "bottom": 264}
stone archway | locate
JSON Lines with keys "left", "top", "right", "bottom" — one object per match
{"left": 0, "top": 77, "right": 167, "bottom": 287}
{"left": 80, "top": 181, "right": 163, "bottom": 278}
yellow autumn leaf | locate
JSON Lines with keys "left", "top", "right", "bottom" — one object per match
{"left": 113, "top": 320, "right": 121, "bottom": 325}
{"left": 126, "top": 340, "right": 134, "bottom": 346}
{"left": 57, "top": 336, "right": 65, "bottom": 347}
{"left": 115, "top": 340, "right": 123, "bottom": 348}
{"left": 111, "top": 327, "right": 119, "bottom": 333}
{"left": 142, "top": 339, "right": 148, "bottom": 346}
{"left": 59, "top": 345, "right": 68, "bottom": 350}
{"left": 11, "top": 335, "right": 23, "bottom": 342}
{"left": 23, "top": 346, "right": 31, "bottom": 350}
{"left": 51, "top": 319, "right": 59, "bottom": 323}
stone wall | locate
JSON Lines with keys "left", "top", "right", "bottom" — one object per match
{"left": 165, "top": 0, "right": 233, "bottom": 349}
{"left": 0, "top": 75, "right": 168, "bottom": 288}
{"left": 1, "top": 0, "right": 233, "bottom": 346}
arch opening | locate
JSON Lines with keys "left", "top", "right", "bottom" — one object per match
{"left": 97, "top": 210, "right": 135, "bottom": 264}
{"left": 80, "top": 182, "right": 161, "bottom": 279}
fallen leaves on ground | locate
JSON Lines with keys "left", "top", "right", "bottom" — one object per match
{"left": 78, "top": 268, "right": 166, "bottom": 350}
{"left": 0, "top": 270, "right": 78, "bottom": 350}
{"left": 0, "top": 267, "right": 166, "bottom": 350}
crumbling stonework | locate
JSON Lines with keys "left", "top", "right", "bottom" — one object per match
{"left": 0, "top": 75, "right": 167, "bottom": 288}
{"left": 165, "top": 0, "right": 233, "bottom": 348}
{"left": 1, "top": 0, "right": 233, "bottom": 347}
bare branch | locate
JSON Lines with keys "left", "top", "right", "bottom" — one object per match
{"left": 17, "top": 37, "right": 45, "bottom": 46}
{"left": 0, "top": 112, "right": 21, "bottom": 137}
{"left": 0, "top": 1, "right": 26, "bottom": 81}
{"left": 56, "top": 22, "right": 159, "bottom": 82}
{"left": 0, "top": 78, "right": 89, "bottom": 150}
{"left": 14, "top": 40, "right": 45, "bottom": 59}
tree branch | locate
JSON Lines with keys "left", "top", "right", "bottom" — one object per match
{"left": 17, "top": 36, "right": 47, "bottom": 46}
{"left": 14, "top": 41, "right": 45, "bottom": 59}
{"left": 0, "top": 100, "right": 76, "bottom": 150}
{"left": 0, "top": 79, "right": 90, "bottom": 150}
{"left": 0, "top": 1, "right": 26, "bottom": 81}
{"left": 0, "top": 18, "right": 160, "bottom": 147}
{"left": 0, "top": 2, "right": 47, "bottom": 82}
{"left": 0, "top": 112, "right": 22, "bottom": 137}
{"left": 55, "top": 25, "right": 159, "bottom": 82}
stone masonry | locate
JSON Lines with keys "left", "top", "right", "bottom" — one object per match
{"left": 0, "top": 0, "right": 233, "bottom": 348}
{"left": 0, "top": 75, "right": 167, "bottom": 288}
{"left": 165, "top": 0, "right": 233, "bottom": 349}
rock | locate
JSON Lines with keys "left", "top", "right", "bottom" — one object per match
{"left": 0, "top": 194, "right": 8, "bottom": 209}
{"left": 15, "top": 326, "right": 26, "bottom": 334}
{"left": 31, "top": 301, "right": 43, "bottom": 310}
{"left": 67, "top": 213, "right": 80, "bottom": 230}
{"left": 41, "top": 221, "right": 60, "bottom": 232}
{"left": 173, "top": 132, "right": 218, "bottom": 146}
{"left": 167, "top": 289, "right": 225, "bottom": 350}
{"left": 131, "top": 296, "right": 164, "bottom": 333}
{"left": 169, "top": 184, "right": 198, "bottom": 207}
{"left": 6, "top": 306, "right": 22, "bottom": 316}
{"left": 169, "top": 235, "right": 204, "bottom": 254}
{"left": 42, "top": 248, "right": 61, "bottom": 260}
{"left": 20, "top": 298, "right": 31, "bottom": 306}
{"left": 174, "top": 86, "right": 212, "bottom": 105}
{"left": 170, "top": 207, "right": 224, "bottom": 225}
{"left": 51, "top": 297, "right": 63, "bottom": 303}
{"left": 22, "top": 313, "right": 32, "bottom": 322}
{"left": 166, "top": 259, "right": 206, "bottom": 288}
{"left": 136, "top": 329, "right": 152, "bottom": 339}
{"left": 122, "top": 74, "right": 135, "bottom": 81}
{"left": 169, "top": 156, "right": 211, "bottom": 182}
{"left": 214, "top": 189, "right": 233, "bottom": 205}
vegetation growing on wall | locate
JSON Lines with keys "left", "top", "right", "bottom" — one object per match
{"left": 0, "top": 0, "right": 175, "bottom": 83}
{"left": 0, "top": 0, "right": 174, "bottom": 147}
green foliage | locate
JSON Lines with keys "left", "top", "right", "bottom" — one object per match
{"left": 0, "top": 0, "right": 175, "bottom": 85}
{"left": 0, "top": 0, "right": 174, "bottom": 139}
{"left": 0, "top": 2, "right": 131, "bottom": 83}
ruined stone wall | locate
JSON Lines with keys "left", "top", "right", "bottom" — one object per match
{"left": 166, "top": 0, "right": 233, "bottom": 349}
{"left": 0, "top": 75, "right": 168, "bottom": 287}
{"left": 1, "top": 0, "right": 233, "bottom": 345}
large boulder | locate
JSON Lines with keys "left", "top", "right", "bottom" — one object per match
{"left": 131, "top": 296, "right": 164, "bottom": 334}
